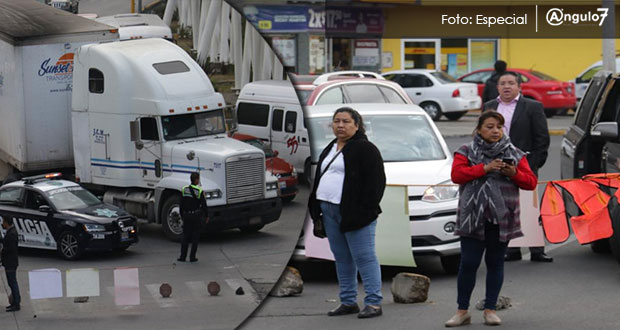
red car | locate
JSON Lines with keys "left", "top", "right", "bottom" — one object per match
{"left": 457, "top": 68, "right": 576, "bottom": 117}
{"left": 232, "top": 133, "right": 298, "bottom": 203}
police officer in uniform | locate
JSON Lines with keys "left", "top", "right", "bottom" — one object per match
{"left": 178, "top": 172, "right": 208, "bottom": 262}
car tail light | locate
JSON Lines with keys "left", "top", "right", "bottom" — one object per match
{"left": 452, "top": 89, "right": 460, "bottom": 97}
{"left": 547, "top": 86, "right": 562, "bottom": 95}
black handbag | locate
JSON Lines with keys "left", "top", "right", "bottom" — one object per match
{"left": 311, "top": 148, "right": 343, "bottom": 239}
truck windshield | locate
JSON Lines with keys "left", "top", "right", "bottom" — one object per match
{"left": 46, "top": 187, "right": 102, "bottom": 211}
{"left": 162, "top": 109, "right": 227, "bottom": 140}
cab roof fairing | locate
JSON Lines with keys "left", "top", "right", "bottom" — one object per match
{"left": 74, "top": 39, "right": 222, "bottom": 116}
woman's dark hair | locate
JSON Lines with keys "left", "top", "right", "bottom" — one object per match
{"left": 476, "top": 110, "right": 505, "bottom": 130}
{"left": 333, "top": 107, "right": 365, "bottom": 134}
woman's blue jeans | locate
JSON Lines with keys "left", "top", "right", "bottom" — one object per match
{"left": 457, "top": 223, "right": 508, "bottom": 310}
{"left": 320, "top": 201, "right": 382, "bottom": 306}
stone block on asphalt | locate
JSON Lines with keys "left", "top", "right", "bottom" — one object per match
{"left": 269, "top": 266, "right": 303, "bottom": 297}
{"left": 391, "top": 272, "right": 431, "bottom": 303}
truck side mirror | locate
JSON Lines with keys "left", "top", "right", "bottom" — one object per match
{"left": 129, "top": 121, "right": 144, "bottom": 149}
{"left": 130, "top": 121, "right": 140, "bottom": 142}
{"left": 591, "top": 122, "right": 618, "bottom": 141}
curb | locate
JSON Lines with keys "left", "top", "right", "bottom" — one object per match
{"left": 549, "top": 129, "right": 566, "bottom": 136}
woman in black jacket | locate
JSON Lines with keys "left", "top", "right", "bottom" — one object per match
{"left": 308, "top": 107, "right": 386, "bottom": 319}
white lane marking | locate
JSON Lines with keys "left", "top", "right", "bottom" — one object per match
{"left": 145, "top": 283, "right": 178, "bottom": 308}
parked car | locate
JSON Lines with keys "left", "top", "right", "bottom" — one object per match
{"left": 573, "top": 58, "right": 620, "bottom": 101}
{"left": 41, "top": 0, "right": 79, "bottom": 14}
{"left": 0, "top": 174, "right": 138, "bottom": 260}
{"left": 298, "top": 103, "right": 461, "bottom": 274}
{"left": 458, "top": 68, "right": 576, "bottom": 118}
{"left": 232, "top": 133, "right": 298, "bottom": 203}
{"left": 383, "top": 69, "right": 481, "bottom": 121}
{"left": 301, "top": 78, "right": 412, "bottom": 106}
{"left": 560, "top": 70, "right": 620, "bottom": 261}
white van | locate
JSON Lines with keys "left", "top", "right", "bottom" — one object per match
{"left": 574, "top": 58, "right": 620, "bottom": 101}
{"left": 95, "top": 13, "right": 173, "bottom": 41}
{"left": 235, "top": 80, "right": 310, "bottom": 180}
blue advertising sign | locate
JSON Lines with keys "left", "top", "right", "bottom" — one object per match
{"left": 243, "top": 5, "right": 383, "bottom": 34}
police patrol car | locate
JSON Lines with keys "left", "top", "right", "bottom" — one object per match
{"left": 0, "top": 173, "right": 138, "bottom": 260}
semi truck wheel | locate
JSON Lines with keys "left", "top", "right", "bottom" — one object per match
{"left": 161, "top": 194, "right": 183, "bottom": 242}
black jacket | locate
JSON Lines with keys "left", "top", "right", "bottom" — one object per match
{"left": 482, "top": 72, "right": 501, "bottom": 103}
{"left": 1, "top": 226, "right": 19, "bottom": 270}
{"left": 308, "top": 130, "right": 386, "bottom": 233}
{"left": 482, "top": 96, "right": 550, "bottom": 175}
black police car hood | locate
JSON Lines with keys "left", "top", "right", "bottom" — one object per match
{"left": 59, "top": 203, "right": 129, "bottom": 224}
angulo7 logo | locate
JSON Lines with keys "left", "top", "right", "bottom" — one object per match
{"left": 546, "top": 8, "right": 609, "bottom": 27}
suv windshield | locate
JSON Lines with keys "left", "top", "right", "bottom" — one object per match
{"left": 162, "top": 109, "right": 226, "bottom": 140}
{"left": 431, "top": 71, "right": 457, "bottom": 84}
{"left": 308, "top": 114, "right": 446, "bottom": 162}
{"left": 46, "top": 186, "right": 102, "bottom": 210}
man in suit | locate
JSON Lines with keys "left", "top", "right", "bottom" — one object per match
{"left": 482, "top": 71, "right": 553, "bottom": 262}
{"left": 1, "top": 217, "right": 21, "bottom": 311}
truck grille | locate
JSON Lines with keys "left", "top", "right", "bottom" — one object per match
{"left": 226, "top": 156, "right": 265, "bottom": 204}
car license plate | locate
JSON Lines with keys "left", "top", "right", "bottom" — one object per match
{"left": 93, "top": 233, "right": 105, "bottom": 239}
{"left": 121, "top": 231, "right": 129, "bottom": 240}
{"left": 280, "top": 181, "right": 286, "bottom": 188}
{"left": 470, "top": 100, "right": 477, "bottom": 107}
{"left": 122, "top": 226, "right": 134, "bottom": 232}
{"left": 249, "top": 217, "right": 261, "bottom": 225}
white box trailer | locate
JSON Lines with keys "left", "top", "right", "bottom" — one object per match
{"left": 0, "top": 0, "right": 117, "bottom": 173}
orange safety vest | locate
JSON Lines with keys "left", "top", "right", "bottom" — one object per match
{"left": 540, "top": 173, "right": 619, "bottom": 245}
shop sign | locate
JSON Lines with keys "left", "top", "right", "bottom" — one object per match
{"left": 243, "top": 5, "right": 383, "bottom": 34}
{"left": 244, "top": 5, "right": 310, "bottom": 33}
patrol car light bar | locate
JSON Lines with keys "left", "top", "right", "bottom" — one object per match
{"left": 23, "top": 172, "right": 62, "bottom": 185}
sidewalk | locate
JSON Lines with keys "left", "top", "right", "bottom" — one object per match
{"left": 434, "top": 110, "right": 573, "bottom": 138}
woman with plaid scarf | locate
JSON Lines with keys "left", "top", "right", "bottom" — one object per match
{"left": 445, "top": 111, "right": 537, "bottom": 327}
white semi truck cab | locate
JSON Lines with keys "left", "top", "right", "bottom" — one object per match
{"left": 71, "top": 38, "right": 282, "bottom": 240}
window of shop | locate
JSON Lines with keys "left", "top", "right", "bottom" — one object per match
{"left": 441, "top": 39, "right": 468, "bottom": 78}
{"left": 309, "top": 35, "right": 326, "bottom": 74}
{"left": 271, "top": 36, "right": 297, "bottom": 71}
{"left": 402, "top": 39, "right": 439, "bottom": 70}
{"left": 469, "top": 39, "right": 499, "bottom": 72}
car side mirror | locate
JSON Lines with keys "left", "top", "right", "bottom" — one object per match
{"left": 591, "top": 122, "right": 618, "bottom": 141}
{"left": 38, "top": 205, "right": 53, "bottom": 213}
{"left": 575, "top": 76, "right": 582, "bottom": 84}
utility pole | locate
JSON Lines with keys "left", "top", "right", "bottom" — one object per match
{"left": 602, "top": 0, "right": 616, "bottom": 73}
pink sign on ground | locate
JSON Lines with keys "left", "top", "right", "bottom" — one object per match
{"left": 509, "top": 189, "right": 546, "bottom": 248}
{"left": 114, "top": 267, "right": 140, "bottom": 306}
{"left": 304, "top": 214, "right": 335, "bottom": 261}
